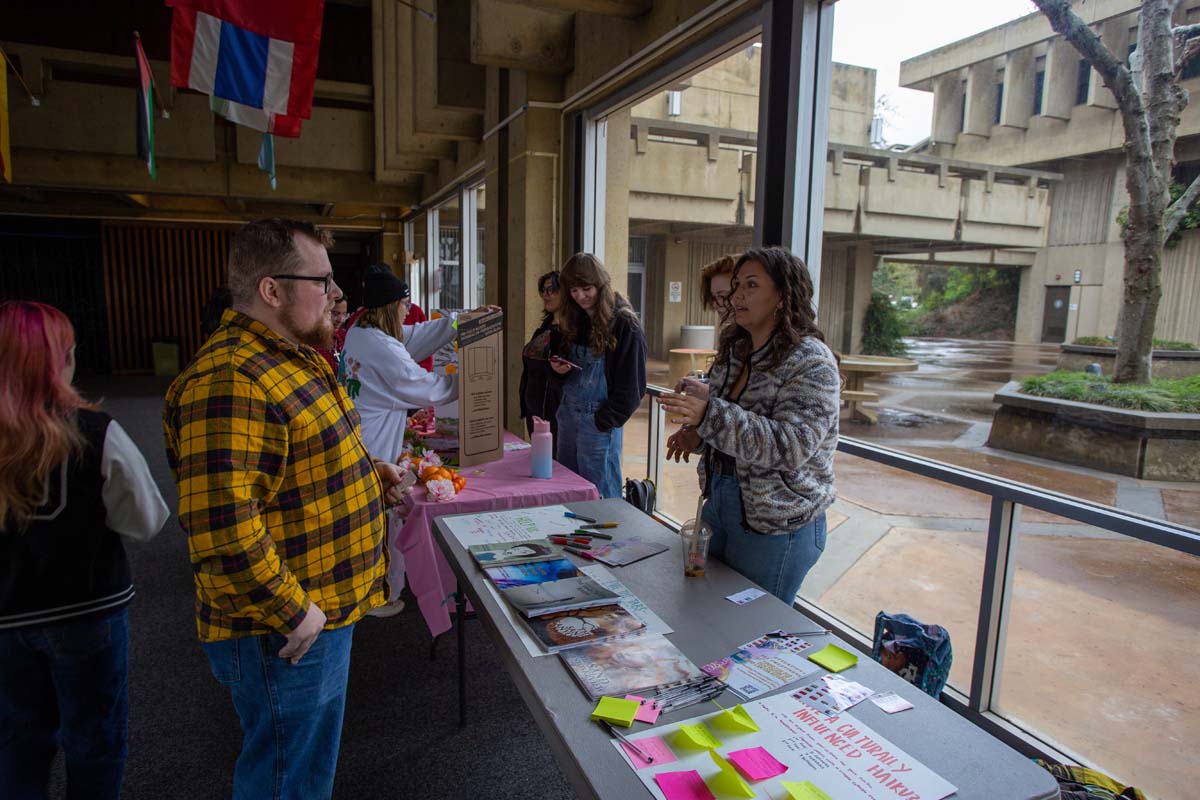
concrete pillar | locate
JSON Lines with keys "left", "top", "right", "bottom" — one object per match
{"left": 847, "top": 242, "right": 875, "bottom": 354}
{"left": 1041, "top": 39, "right": 1077, "bottom": 120}
{"left": 1087, "top": 21, "right": 1123, "bottom": 109}
{"left": 603, "top": 106, "right": 632, "bottom": 300}
{"left": 495, "top": 69, "right": 563, "bottom": 435}
{"left": 662, "top": 238, "right": 689, "bottom": 354}
{"left": 963, "top": 61, "right": 996, "bottom": 137}
{"left": 931, "top": 73, "right": 965, "bottom": 145}
{"left": 1014, "top": 260, "right": 1042, "bottom": 344}
{"left": 1000, "top": 49, "right": 1035, "bottom": 129}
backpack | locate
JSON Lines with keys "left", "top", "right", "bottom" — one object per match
{"left": 870, "top": 611, "right": 953, "bottom": 699}
{"left": 623, "top": 478, "right": 656, "bottom": 515}
{"left": 1034, "top": 760, "right": 1147, "bottom": 800}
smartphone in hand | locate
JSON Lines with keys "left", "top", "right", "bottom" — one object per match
{"left": 550, "top": 355, "right": 582, "bottom": 371}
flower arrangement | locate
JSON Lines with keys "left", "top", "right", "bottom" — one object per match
{"left": 400, "top": 439, "right": 466, "bottom": 502}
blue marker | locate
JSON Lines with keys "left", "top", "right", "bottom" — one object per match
{"left": 564, "top": 511, "right": 597, "bottom": 524}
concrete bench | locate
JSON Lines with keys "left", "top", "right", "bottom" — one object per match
{"left": 841, "top": 389, "right": 881, "bottom": 423}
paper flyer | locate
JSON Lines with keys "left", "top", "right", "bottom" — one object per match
{"left": 443, "top": 504, "right": 580, "bottom": 548}
{"left": 612, "top": 692, "right": 958, "bottom": 800}
{"left": 793, "top": 675, "right": 874, "bottom": 718}
{"left": 701, "top": 632, "right": 819, "bottom": 700}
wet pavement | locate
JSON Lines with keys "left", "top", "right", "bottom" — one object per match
{"left": 626, "top": 338, "right": 1199, "bottom": 799}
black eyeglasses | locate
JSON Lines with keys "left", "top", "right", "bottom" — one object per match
{"left": 539, "top": 285, "right": 560, "bottom": 296}
{"left": 272, "top": 273, "right": 334, "bottom": 294}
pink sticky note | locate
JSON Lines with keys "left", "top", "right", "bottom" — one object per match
{"left": 620, "top": 736, "right": 677, "bottom": 770}
{"left": 655, "top": 770, "right": 716, "bottom": 800}
{"left": 727, "top": 746, "right": 789, "bottom": 781}
{"left": 625, "top": 695, "right": 662, "bottom": 724}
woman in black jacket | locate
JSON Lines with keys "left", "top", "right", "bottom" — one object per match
{"left": 549, "top": 254, "right": 648, "bottom": 498}
{"left": 519, "top": 270, "right": 565, "bottom": 444}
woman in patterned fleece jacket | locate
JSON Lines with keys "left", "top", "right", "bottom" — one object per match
{"left": 661, "top": 247, "right": 840, "bottom": 603}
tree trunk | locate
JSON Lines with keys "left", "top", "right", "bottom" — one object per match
{"left": 1113, "top": 225, "right": 1163, "bottom": 383}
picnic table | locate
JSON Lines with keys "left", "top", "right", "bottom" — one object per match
{"left": 839, "top": 354, "right": 918, "bottom": 423}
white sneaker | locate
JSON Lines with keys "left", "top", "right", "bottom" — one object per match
{"left": 367, "top": 598, "right": 406, "bottom": 618}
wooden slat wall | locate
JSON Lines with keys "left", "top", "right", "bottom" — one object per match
{"left": 102, "top": 223, "right": 232, "bottom": 373}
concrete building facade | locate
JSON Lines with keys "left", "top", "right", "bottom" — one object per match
{"left": 900, "top": 0, "right": 1200, "bottom": 346}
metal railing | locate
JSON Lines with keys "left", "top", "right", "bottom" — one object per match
{"left": 639, "top": 383, "right": 1200, "bottom": 764}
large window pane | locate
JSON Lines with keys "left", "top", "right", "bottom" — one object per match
{"left": 435, "top": 197, "right": 462, "bottom": 311}
{"left": 473, "top": 184, "right": 487, "bottom": 307}
{"left": 993, "top": 510, "right": 1200, "bottom": 798}
{"left": 799, "top": 451, "right": 988, "bottom": 694}
{"left": 409, "top": 215, "right": 427, "bottom": 311}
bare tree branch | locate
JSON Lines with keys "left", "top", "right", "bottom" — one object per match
{"left": 1163, "top": 172, "right": 1200, "bottom": 238}
{"left": 1175, "top": 34, "right": 1200, "bottom": 76}
{"left": 1173, "top": 23, "right": 1200, "bottom": 37}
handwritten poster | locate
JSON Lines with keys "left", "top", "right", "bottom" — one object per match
{"left": 614, "top": 692, "right": 957, "bottom": 800}
{"left": 443, "top": 504, "right": 580, "bottom": 548}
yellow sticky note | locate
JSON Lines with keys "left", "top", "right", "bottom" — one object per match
{"left": 672, "top": 722, "right": 723, "bottom": 750}
{"left": 708, "top": 751, "right": 756, "bottom": 798}
{"left": 710, "top": 703, "right": 760, "bottom": 733}
{"left": 590, "top": 696, "right": 639, "bottom": 728}
{"left": 781, "top": 780, "right": 833, "bottom": 800}
{"left": 807, "top": 644, "right": 858, "bottom": 673}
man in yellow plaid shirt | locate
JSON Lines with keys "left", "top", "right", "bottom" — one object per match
{"left": 164, "top": 218, "right": 409, "bottom": 798}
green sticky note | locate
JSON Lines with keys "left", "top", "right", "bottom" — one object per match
{"left": 708, "top": 751, "right": 755, "bottom": 798}
{"left": 590, "top": 696, "right": 640, "bottom": 728}
{"left": 710, "top": 703, "right": 760, "bottom": 732}
{"left": 672, "top": 722, "right": 723, "bottom": 750}
{"left": 781, "top": 780, "right": 833, "bottom": 800}
{"left": 807, "top": 643, "right": 858, "bottom": 673}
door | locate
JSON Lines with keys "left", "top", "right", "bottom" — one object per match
{"left": 627, "top": 236, "right": 647, "bottom": 320}
{"left": 1041, "top": 286, "right": 1070, "bottom": 343}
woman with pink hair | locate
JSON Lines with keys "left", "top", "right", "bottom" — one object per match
{"left": 0, "top": 301, "right": 168, "bottom": 799}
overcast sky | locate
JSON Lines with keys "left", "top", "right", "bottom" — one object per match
{"left": 831, "top": 0, "right": 1041, "bottom": 146}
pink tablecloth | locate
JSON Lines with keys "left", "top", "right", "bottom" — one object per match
{"left": 396, "top": 433, "right": 599, "bottom": 636}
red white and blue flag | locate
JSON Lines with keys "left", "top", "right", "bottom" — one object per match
{"left": 167, "top": 0, "right": 324, "bottom": 138}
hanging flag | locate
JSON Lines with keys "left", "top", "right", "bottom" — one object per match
{"left": 257, "top": 130, "right": 276, "bottom": 190}
{"left": 134, "top": 35, "right": 157, "bottom": 179}
{"left": 0, "top": 47, "right": 11, "bottom": 183}
{"left": 167, "top": 0, "right": 323, "bottom": 138}
{"left": 210, "top": 95, "right": 301, "bottom": 138}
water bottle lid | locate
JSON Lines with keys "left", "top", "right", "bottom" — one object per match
{"left": 533, "top": 416, "right": 551, "bottom": 434}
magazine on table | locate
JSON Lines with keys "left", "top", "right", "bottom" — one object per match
{"left": 700, "top": 630, "right": 819, "bottom": 699}
{"left": 468, "top": 538, "right": 562, "bottom": 567}
{"left": 484, "top": 558, "right": 579, "bottom": 589}
{"left": 501, "top": 575, "right": 622, "bottom": 618}
{"left": 520, "top": 604, "right": 646, "bottom": 652}
{"left": 559, "top": 633, "right": 705, "bottom": 699}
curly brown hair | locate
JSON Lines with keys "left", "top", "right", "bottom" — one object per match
{"left": 715, "top": 246, "right": 831, "bottom": 371}
{"left": 554, "top": 253, "right": 639, "bottom": 357}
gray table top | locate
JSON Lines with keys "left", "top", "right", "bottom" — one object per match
{"left": 433, "top": 498, "right": 1060, "bottom": 800}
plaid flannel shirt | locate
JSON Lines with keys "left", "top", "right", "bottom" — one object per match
{"left": 164, "top": 310, "right": 388, "bottom": 643}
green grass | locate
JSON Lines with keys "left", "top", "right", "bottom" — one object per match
{"left": 1019, "top": 372, "right": 1200, "bottom": 413}
{"left": 1071, "top": 336, "right": 1197, "bottom": 350}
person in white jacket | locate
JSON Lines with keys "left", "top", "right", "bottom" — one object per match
{"left": 341, "top": 266, "right": 460, "bottom": 464}
{"left": 340, "top": 265, "right": 496, "bottom": 617}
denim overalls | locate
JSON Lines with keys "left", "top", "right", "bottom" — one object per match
{"left": 556, "top": 341, "right": 624, "bottom": 498}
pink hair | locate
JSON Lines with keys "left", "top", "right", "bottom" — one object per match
{"left": 0, "top": 301, "right": 94, "bottom": 530}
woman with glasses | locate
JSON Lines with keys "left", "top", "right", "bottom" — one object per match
{"left": 549, "top": 254, "right": 648, "bottom": 499}
{"left": 700, "top": 254, "right": 738, "bottom": 324}
{"left": 0, "top": 301, "right": 168, "bottom": 799}
{"left": 660, "top": 247, "right": 839, "bottom": 603}
{"left": 519, "top": 271, "right": 565, "bottom": 445}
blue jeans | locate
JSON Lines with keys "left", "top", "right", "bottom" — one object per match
{"left": 0, "top": 607, "right": 129, "bottom": 800}
{"left": 702, "top": 474, "right": 827, "bottom": 604}
{"left": 201, "top": 624, "right": 355, "bottom": 800}
{"left": 556, "top": 342, "right": 624, "bottom": 499}
{"left": 556, "top": 404, "right": 624, "bottom": 499}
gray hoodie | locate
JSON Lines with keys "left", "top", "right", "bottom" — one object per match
{"left": 697, "top": 336, "right": 840, "bottom": 534}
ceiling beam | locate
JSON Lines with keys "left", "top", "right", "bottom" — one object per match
{"left": 470, "top": 0, "right": 574, "bottom": 74}
{"left": 505, "top": 0, "right": 650, "bottom": 18}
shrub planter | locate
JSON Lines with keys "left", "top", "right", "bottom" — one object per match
{"left": 988, "top": 382, "right": 1200, "bottom": 481}
{"left": 1058, "top": 344, "right": 1200, "bottom": 379}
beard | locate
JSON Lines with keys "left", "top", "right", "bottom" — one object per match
{"left": 281, "top": 304, "right": 335, "bottom": 350}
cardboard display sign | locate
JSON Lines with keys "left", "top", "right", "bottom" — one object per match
{"left": 456, "top": 308, "right": 504, "bottom": 467}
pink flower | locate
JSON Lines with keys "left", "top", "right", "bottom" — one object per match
{"left": 397, "top": 455, "right": 414, "bottom": 474}
{"left": 417, "top": 452, "right": 443, "bottom": 473}
{"left": 426, "top": 478, "right": 456, "bottom": 503}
